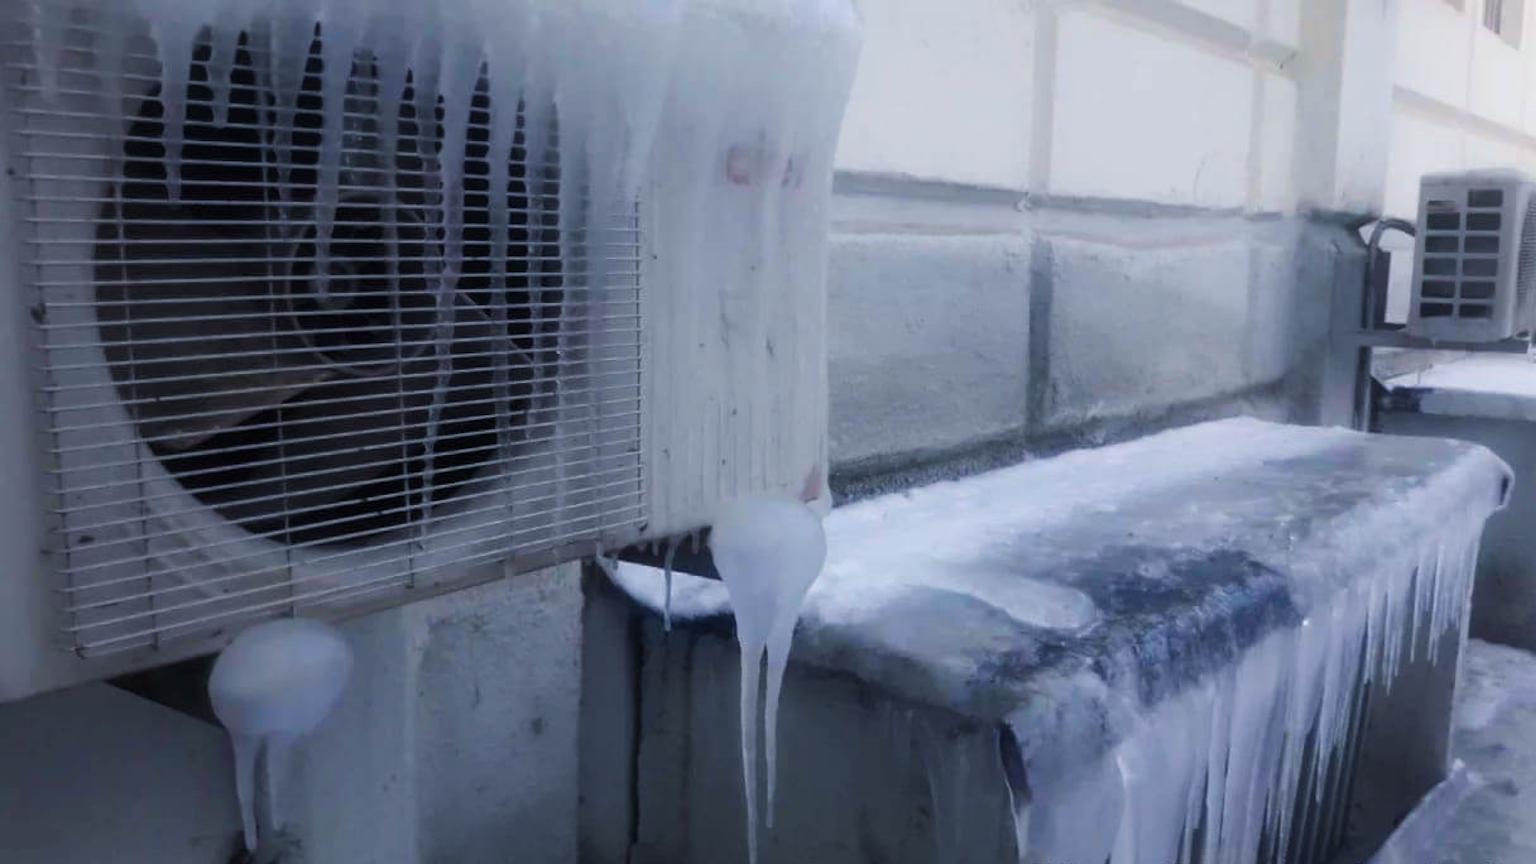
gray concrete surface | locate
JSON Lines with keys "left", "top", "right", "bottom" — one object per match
{"left": 828, "top": 231, "right": 1030, "bottom": 467}
{"left": 1435, "top": 639, "right": 1536, "bottom": 863}
{"left": 0, "top": 564, "right": 582, "bottom": 864}
{"left": 826, "top": 184, "right": 1351, "bottom": 493}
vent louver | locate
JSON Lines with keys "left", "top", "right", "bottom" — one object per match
{"left": 8, "top": 5, "right": 645, "bottom": 654}
{"left": 1409, "top": 170, "right": 1536, "bottom": 342}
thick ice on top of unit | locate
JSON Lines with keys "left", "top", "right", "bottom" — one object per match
{"left": 31, "top": 0, "right": 858, "bottom": 234}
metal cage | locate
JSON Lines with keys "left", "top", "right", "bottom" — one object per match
{"left": 3, "top": 1, "right": 646, "bottom": 656}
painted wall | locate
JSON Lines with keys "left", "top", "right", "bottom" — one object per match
{"left": 1386, "top": 0, "right": 1536, "bottom": 221}
{"left": 1381, "top": 0, "right": 1536, "bottom": 318}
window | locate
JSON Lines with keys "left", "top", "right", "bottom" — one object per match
{"left": 1484, "top": 0, "right": 1525, "bottom": 46}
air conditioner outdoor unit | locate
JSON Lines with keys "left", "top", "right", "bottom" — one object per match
{"left": 0, "top": 0, "right": 859, "bottom": 700}
{"left": 1407, "top": 168, "right": 1536, "bottom": 342}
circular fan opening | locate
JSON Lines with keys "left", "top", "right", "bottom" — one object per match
{"left": 96, "top": 29, "right": 561, "bottom": 548}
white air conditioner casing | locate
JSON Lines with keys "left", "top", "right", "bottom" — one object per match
{"left": 1408, "top": 168, "right": 1536, "bottom": 342}
{"left": 0, "top": 0, "right": 859, "bottom": 700}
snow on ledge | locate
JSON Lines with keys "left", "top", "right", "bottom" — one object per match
{"left": 1384, "top": 354, "right": 1536, "bottom": 423}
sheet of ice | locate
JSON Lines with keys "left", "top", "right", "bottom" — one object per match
{"left": 709, "top": 496, "right": 826, "bottom": 864}
{"left": 208, "top": 618, "right": 353, "bottom": 853}
{"left": 1383, "top": 353, "right": 1536, "bottom": 422}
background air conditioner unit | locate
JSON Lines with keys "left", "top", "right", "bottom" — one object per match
{"left": 0, "top": 0, "right": 857, "bottom": 701}
{"left": 1408, "top": 168, "right": 1536, "bottom": 342}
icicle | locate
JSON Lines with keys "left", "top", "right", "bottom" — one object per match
{"left": 208, "top": 619, "right": 352, "bottom": 853}
{"left": 662, "top": 538, "right": 678, "bottom": 631}
{"left": 93, "top": 6, "right": 130, "bottom": 188}
{"left": 264, "top": 0, "right": 314, "bottom": 196}
{"left": 434, "top": 30, "right": 481, "bottom": 283}
{"left": 205, "top": 1, "right": 245, "bottom": 128}
{"left": 478, "top": 0, "right": 531, "bottom": 523}
{"left": 31, "top": 0, "right": 72, "bottom": 103}
{"left": 710, "top": 496, "right": 827, "bottom": 864}
{"left": 417, "top": 283, "right": 455, "bottom": 521}
{"left": 229, "top": 732, "right": 261, "bottom": 851}
{"left": 136, "top": 1, "right": 200, "bottom": 203}
{"left": 311, "top": 0, "right": 364, "bottom": 300}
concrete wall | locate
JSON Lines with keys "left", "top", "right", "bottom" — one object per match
{"left": 826, "top": 0, "right": 1392, "bottom": 493}
{"left": 0, "top": 565, "right": 584, "bottom": 864}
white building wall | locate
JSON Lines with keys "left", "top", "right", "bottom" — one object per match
{"left": 834, "top": 0, "right": 1034, "bottom": 190}
{"left": 1386, "top": 0, "right": 1536, "bottom": 220}
{"left": 835, "top": 0, "right": 1306, "bottom": 214}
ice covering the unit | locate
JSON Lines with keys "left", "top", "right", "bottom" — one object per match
{"left": 27, "top": 0, "right": 860, "bottom": 546}
{"left": 610, "top": 417, "right": 1512, "bottom": 863}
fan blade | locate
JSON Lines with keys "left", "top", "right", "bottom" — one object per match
{"left": 191, "top": 292, "right": 502, "bottom": 543}
{"left": 99, "top": 222, "right": 340, "bottom": 452}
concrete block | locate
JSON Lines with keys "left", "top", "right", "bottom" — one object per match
{"left": 1049, "top": 8, "right": 1252, "bottom": 208}
{"left": 413, "top": 565, "right": 583, "bottom": 864}
{"left": 827, "top": 231, "right": 1030, "bottom": 467}
{"left": 286, "top": 601, "right": 421, "bottom": 864}
{"left": 1036, "top": 231, "right": 1254, "bottom": 431}
{"left": 283, "top": 564, "right": 584, "bottom": 863}
{"left": 0, "top": 562, "right": 587, "bottom": 864}
{"left": 0, "top": 685, "right": 240, "bottom": 864}
{"left": 834, "top": 0, "right": 1032, "bottom": 190}
{"left": 1244, "top": 231, "right": 1310, "bottom": 385}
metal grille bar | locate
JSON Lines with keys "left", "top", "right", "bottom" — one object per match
{"left": 5, "top": 1, "right": 646, "bottom": 656}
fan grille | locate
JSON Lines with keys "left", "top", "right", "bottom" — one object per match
{"left": 6, "top": 5, "right": 646, "bottom": 655}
